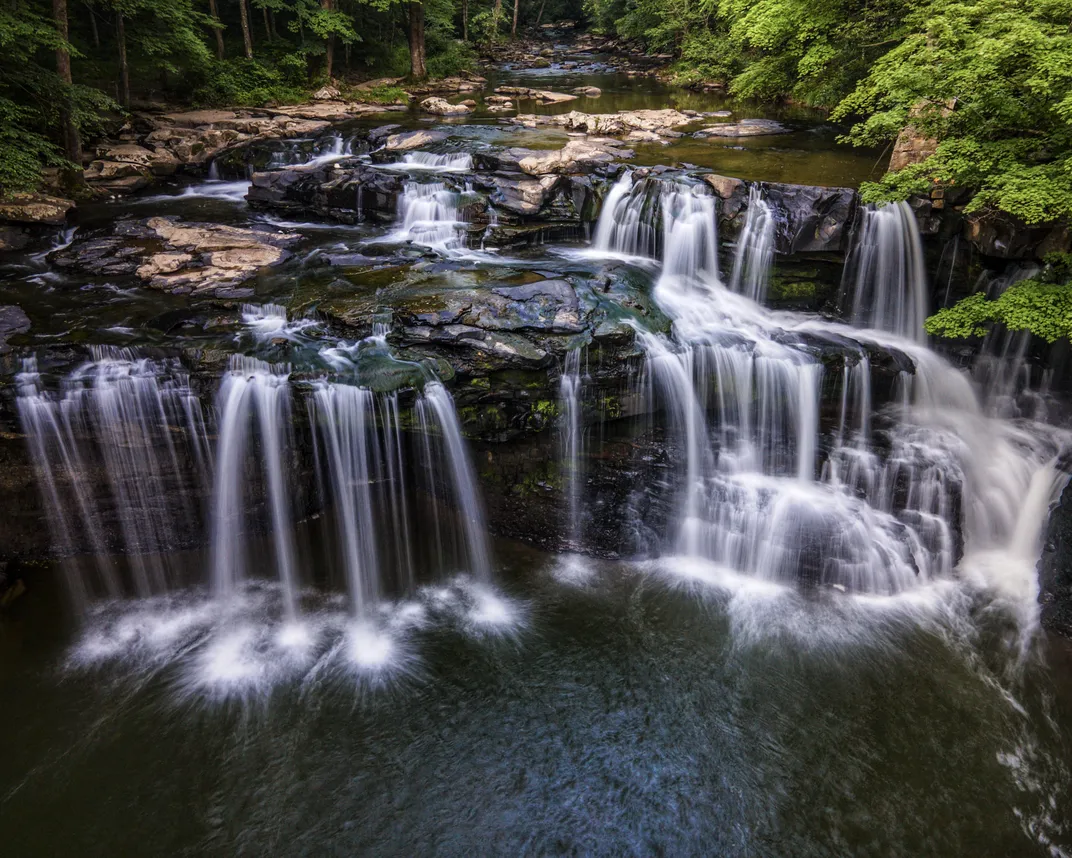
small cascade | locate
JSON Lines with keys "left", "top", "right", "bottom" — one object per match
{"left": 591, "top": 173, "right": 660, "bottom": 260}
{"left": 240, "top": 303, "right": 318, "bottom": 342}
{"left": 17, "top": 351, "right": 210, "bottom": 608}
{"left": 267, "top": 133, "right": 353, "bottom": 169}
{"left": 591, "top": 172, "right": 719, "bottom": 283}
{"left": 383, "top": 151, "right": 473, "bottom": 172}
{"left": 391, "top": 181, "right": 466, "bottom": 251}
{"left": 842, "top": 202, "right": 928, "bottom": 341}
{"left": 658, "top": 182, "right": 719, "bottom": 286}
{"left": 559, "top": 350, "right": 584, "bottom": 550}
{"left": 727, "top": 186, "right": 775, "bottom": 303}
{"left": 210, "top": 356, "right": 300, "bottom": 618}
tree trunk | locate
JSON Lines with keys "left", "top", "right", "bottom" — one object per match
{"left": 535, "top": 0, "right": 546, "bottom": 26}
{"left": 270, "top": 10, "right": 278, "bottom": 39}
{"left": 262, "top": 6, "right": 271, "bottom": 40}
{"left": 238, "top": 0, "right": 253, "bottom": 59}
{"left": 492, "top": 0, "right": 502, "bottom": 39}
{"left": 86, "top": 2, "right": 99, "bottom": 48}
{"left": 208, "top": 0, "right": 225, "bottom": 59}
{"left": 407, "top": 2, "right": 426, "bottom": 80}
{"left": 512, "top": 0, "right": 518, "bottom": 37}
{"left": 462, "top": 0, "right": 468, "bottom": 41}
{"left": 53, "top": 0, "right": 81, "bottom": 163}
{"left": 117, "top": 13, "right": 130, "bottom": 108}
{"left": 322, "top": 0, "right": 334, "bottom": 80}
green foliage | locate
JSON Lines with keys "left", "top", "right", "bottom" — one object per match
{"left": 836, "top": 0, "right": 1072, "bottom": 225}
{"left": 356, "top": 83, "right": 410, "bottom": 103}
{"left": 926, "top": 257, "right": 1072, "bottom": 343}
{"left": 190, "top": 58, "right": 307, "bottom": 106}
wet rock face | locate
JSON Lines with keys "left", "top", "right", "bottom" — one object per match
{"left": 50, "top": 217, "right": 299, "bottom": 298}
{"left": 704, "top": 172, "right": 858, "bottom": 254}
{"left": 1040, "top": 477, "right": 1072, "bottom": 637}
{"left": 247, "top": 163, "right": 405, "bottom": 223}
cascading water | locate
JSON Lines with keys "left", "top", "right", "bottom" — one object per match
{"left": 210, "top": 356, "right": 301, "bottom": 618}
{"left": 842, "top": 201, "right": 928, "bottom": 341}
{"left": 417, "top": 382, "right": 493, "bottom": 581}
{"left": 381, "top": 151, "right": 473, "bottom": 172}
{"left": 559, "top": 349, "right": 584, "bottom": 550}
{"left": 590, "top": 173, "right": 660, "bottom": 260}
{"left": 585, "top": 173, "right": 1068, "bottom": 598}
{"left": 727, "top": 186, "right": 775, "bottom": 303}
{"left": 390, "top": 181, "right": 466, "bottom": 251}
{"left": 16, "top": 350, "right": 210, "bottom": 608}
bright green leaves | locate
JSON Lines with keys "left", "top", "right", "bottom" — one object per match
{"left": 926, "top": 256, "right": 1072, "bottom": 343}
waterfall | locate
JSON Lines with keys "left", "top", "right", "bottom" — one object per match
{"left": 17, "top": 351, "right": 210, "bottom": 609}
{"left": 391, "top": 181, "right": 466, "bottom": 252}
{"left": 842, "top": 202, "right": 928, "bottom": 341}
{"left": 559, "top": 350, "right": 584, "bottom": 551}
{"left": 210, "top": 356, "right": 300, "bottom": 618}
{"left": 727, "top": 186, "right": 775, "bottom": 303}
{"left": 417, "top": 382, "right": 493, "bottom": 581}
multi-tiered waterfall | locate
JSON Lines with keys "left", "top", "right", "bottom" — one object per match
{"left": 585, "top": 172, "right": 1068, "bottom": 596}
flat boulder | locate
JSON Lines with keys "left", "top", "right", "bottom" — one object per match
{"left": 695, "top": 119, "right": 791, "bottom": 138}
{"left": 384, "top": 129, "right": 449, "bottom": 151}
{"left": 494, "top": 86, "right": 577, "bottom": 104}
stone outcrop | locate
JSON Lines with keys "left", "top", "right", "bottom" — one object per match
{"left": 888, "top": 124, "right": 938, "bottom": 172}
{"left": 420, "top": 97, "right": 474, "bottom": 116}
{"left": 0, "top": 193, "right": 74, "bottom": 252}
{"left": 83, "top": 103, "right": 406, "bottom": 198}
{"left": 247, "top": 163, "right": 405, "bottom": 223}
{"left": 516, "top": 139, "right": 633, "bottom": 176}
{"left": 408, "top": 75, "right": 486, "bottom": 95}
{"left": 0, "top": 306, "right": 30, "bottom": 353}
{"left": 50, "top": 216, "right": 299, "bottom": 297}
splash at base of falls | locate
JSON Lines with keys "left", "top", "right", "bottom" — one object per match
{"left": 67, "top": 577, "right": 526, "bottom": 701}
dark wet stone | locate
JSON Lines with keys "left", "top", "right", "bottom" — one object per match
{"left": 1040, "top": 477, "right": 1072, "bottom": 637}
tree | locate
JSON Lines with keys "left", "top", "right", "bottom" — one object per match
{"left": 407, "top": 1, "right": 426, "bottom": 79}
{"left": 238, "top": 0, "right": 254, "bottom": 57}
{"left": 53, "top": 0, "right": 81, "bottom": 163}
{"left": 117, "top": 10, "right": 130, "bottom": 107}
{"left": 207, "top": 0, "right": 225, "bottom": 59}
{"left": 512, "top": 0, "right": 518, "bottom": 37}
